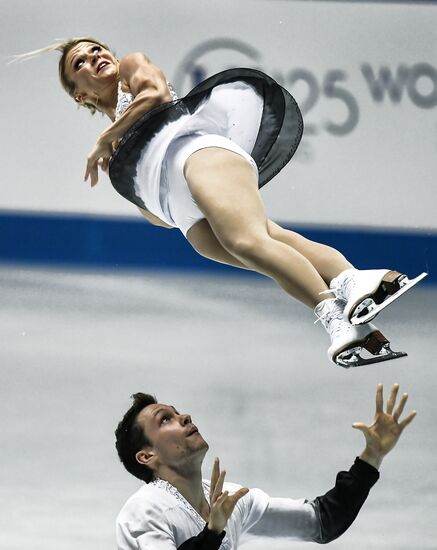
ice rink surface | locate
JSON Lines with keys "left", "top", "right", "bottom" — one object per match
{"left": 1, "top": 266, "right": 436, "bottom": 550}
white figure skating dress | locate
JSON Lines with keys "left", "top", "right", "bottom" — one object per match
{"left": 109, "top": 68, "right": 303, "bottom": 236}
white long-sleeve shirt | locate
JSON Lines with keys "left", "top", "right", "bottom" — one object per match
{"left": 116, "top": 459, "right": 379, "bottom": 550}
{"left": 116, "top": 479, "right": 318, "bottom": 550}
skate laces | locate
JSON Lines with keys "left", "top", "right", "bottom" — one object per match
{"left": 314, "top": 298, "right": 345, "bottom": 330}
{"left": 328, "top": 314, "right": 350, "bottom": 339}
{"left": 315, "top": 298, "right": 352, "bottom": 345}
{"left": 320, "top": 269, "right": 357, "bottom": 302}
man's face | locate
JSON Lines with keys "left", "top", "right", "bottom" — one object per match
{"left": 136, "top": 403, "right": 209, "bottom": 470}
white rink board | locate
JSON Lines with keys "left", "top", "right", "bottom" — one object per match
{"left": 1, "top": 0, "right": 436, "bottom": 229}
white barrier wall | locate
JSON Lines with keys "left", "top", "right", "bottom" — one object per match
{"left": 1, "top": 0, "right": 436, "bottom": 229}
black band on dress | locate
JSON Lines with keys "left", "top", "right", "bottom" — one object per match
{"left": 109, "top": 68, "right": 303, "bottom": 210}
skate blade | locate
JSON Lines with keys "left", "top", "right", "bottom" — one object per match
{"left": 335, "top": 344, "right": 407, "bottom": 368}
{"left": 334, "top": 331, "right": 407, "bottom": 368}
{"left": 350, "top": 272, "right": 428, "bottom": 326}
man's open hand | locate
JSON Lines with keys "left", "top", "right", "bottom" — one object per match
{"left": 354, "top": 383, "right": 416, "bottom": 469}
{"left": 207, "top": 458, "right": 249, "bottom": 534}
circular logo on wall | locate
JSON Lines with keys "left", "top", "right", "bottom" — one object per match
{"left": 173, "top": 38, "right": 262, "bottom": 95}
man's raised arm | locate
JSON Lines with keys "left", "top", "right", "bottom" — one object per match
{"left": 249, "top": 383, "right": 416, "bottom": 544}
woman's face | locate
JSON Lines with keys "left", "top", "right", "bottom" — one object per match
{"left": 64, "top": 41, "right": 118, "bottom": 105}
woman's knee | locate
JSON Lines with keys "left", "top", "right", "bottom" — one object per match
{"left": 187, "top": 219, "right": 258, "bottom": 260}
{"left": 187, "top": 219, "right": 248, "bottom": 268}
{"left": 221, "top": 233, "right": 269, "bottom": 262}
{"left": 187, "top": 219, "right": 231, "bottom": 260}
{"left": 187, "top": 219, "right": 215, "bottom": 256}
{"left": 267, "top": 220, "right": 299, "bottom": 243}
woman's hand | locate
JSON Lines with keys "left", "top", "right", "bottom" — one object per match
{"left": 207, "top": 458, "right": 249, "bottom": 534}
{"left": 354, "top": 383, "right": 416, "bottom": 470}
{"left": 84, "top": 136, "right": 115, "bottom": 187}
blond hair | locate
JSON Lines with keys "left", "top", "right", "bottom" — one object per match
{"left": 11, "top": 37, "right": 114, "bottom": 115}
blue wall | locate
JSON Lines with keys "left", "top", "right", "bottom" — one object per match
{"left": 0, "top": 210, "right": 434, "bottom": 282}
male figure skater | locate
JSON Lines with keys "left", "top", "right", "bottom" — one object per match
{"left": 115, "top": 384, "right": 415, "bottom": 549}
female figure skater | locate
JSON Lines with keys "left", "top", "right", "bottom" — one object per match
{"left": 23, "top": 37, "right": 425, "bottom": 367}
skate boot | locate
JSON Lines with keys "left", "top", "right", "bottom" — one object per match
{"left": 327, "top": 268, "right": 427, "bottom": 325}
{"left": 314, "top": 298, "right": 407, "bottom": 368}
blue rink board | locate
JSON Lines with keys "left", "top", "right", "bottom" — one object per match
{"left": 0, "top": 210, "right": 435, "bottom": 283}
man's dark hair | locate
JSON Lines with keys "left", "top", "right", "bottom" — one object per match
{"left": 115, "top": 393, "right": 157, "bottom": 483}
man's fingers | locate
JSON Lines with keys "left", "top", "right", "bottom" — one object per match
{"left": 376, "top": 383, "right": 384, "bottom": 413}
{"left": 386, "top": 383, "right": 399, "bottom": 415}
{"left": 210, "top": 458, "right": 220, "bottom": 499}
{"left": 393, "top": 393, "right": 408, "bottom": 421}
{"left": 223, "top": 488, "right": 249, "bottom": 516}
{"left": 212, "top": 470, "right": 226, "bottom": 503}
{"left": 228, "top": 488, "right": 249, "bottom": 506}
{"left": 215, "top": 470, "right": 226, "bottom": 498}
{"left": 399, "top": 410, "right": 417, "bottom": 430}
{"left": 216, "top": 491, "right": 229, "bottom": 507}
{"left": 352, "top": 422, "right": 368, "bottom": 433}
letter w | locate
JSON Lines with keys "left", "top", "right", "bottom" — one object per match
{"left": 361, "top": 64, "right": 409, "bottom": 103}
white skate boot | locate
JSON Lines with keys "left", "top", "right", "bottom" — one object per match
{"left": 327, "top": 269, "right": 427, "bottom": 325}
{"left": 314, "top": 298, "right": 407, "bottom": 368}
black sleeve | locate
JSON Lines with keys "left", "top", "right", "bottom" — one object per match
{"left": 177, "top": 525, "right": 226, "bottom": 550}
{"left": 311, "top": 457, "right": 380, "bottom": 544}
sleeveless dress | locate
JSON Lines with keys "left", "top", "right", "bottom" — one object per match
{"left": 109, "top": 68, "right": 303, "bottom": 236}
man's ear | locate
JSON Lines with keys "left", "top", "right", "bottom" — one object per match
{"left": 136, "top": 448, "right": 156, "bottom": 467}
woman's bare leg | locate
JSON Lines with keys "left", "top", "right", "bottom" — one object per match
{"left": 184, "top": 148, "right": 333, "bottom": 309}
{"left": 187, "top": 219, "right": 353, "bottom": 282}
{"left": 267, "top": 220, "right": 353, "bottom": 285}
{"left": 187, "top": 219, "right": 250, "bottom": 269}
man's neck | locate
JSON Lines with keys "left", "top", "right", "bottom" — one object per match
{"left": 159, "top": 467, "right": 210, "bottom": 521}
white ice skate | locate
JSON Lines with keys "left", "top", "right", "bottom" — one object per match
{"left": 314, "top": 298, "right": 407, "bottom": 368}
{"left": 327, "top": 269, "right": 427, "bottom": 326}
